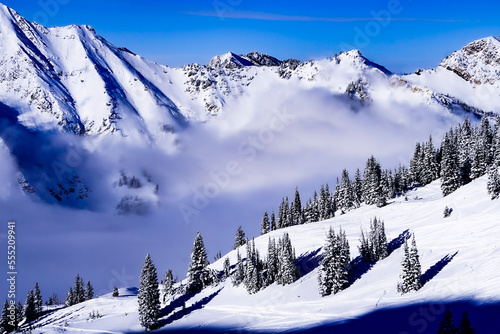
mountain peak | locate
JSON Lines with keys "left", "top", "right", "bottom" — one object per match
{"left": 439, "top": 36, "right": 500, "bottom": 85}
{"left": 242, "top": 51, "right": 281, "bottom": 66}
{"left": 208, "top": 52, "right": 252, "bottom": 69}
{"left": 208, "top": 51, "right": 281, "bottom": 68}
{"left": 344, "top": 49, "right": 363, "bottom": 58}
{"left": 337, "top": 49, "right": 392, "bottom": 76}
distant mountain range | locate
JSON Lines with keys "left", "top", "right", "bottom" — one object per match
{"left": 0, "top": 2, "right": 499, "bottom": 208}
{"left": 1, "top": 3, "right": 499, "bottom": 138}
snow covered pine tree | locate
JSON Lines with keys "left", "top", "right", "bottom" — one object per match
{"left": 318, "top": 227, "right": 350, "bottom": 296}
{"left": 187, "top": 232, "right": 211, "bottom": 293}
{"left": 233, "top": 226, "right": 247, "bottom": 249}
{"left": 397, "top": 234, "right": 421, "bottom": 294}
{"left": 138, "top": 254, "right": 160, "bottom": 331}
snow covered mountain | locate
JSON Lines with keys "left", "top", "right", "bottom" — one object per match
{"left": 440, "top": 36, "right": 500, "bottom": 86}
{"left": 25, "top": 176, "right": 500, "bottom": 333}
{"left": 0, "top": 1, "right": 493, "bottom": 142}
{"left": 1, "top": 3, "right": 500, "bottom": 328}
{"left": 405, "top": 36, "right": 500, "bottom": 114}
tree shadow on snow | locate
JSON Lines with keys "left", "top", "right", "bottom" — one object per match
{"left": 421, "top": 252, "right": 458, "bottom": 286}
{"left": 346, "top": 256, "right": 375, "bottom": 288}
{"left": 296, "top": 247, "right": 322, "bottom": 276}
{"left": 146, "top": 300, "right": 500, "bottom": 333}
{"left": 283, "top": 300, "right": 500, "bottom": 334}
{"left": 348, "top": 229, "right": 411, "bottom": 287}
{"left": 387, "top": 229, "right": 411, "bottom": 255}
{"left": 158, "top": 288, "right": 223, "bottom": 327}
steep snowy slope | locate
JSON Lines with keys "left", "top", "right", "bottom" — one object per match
{"left": 0, "top": 2, "right": 488, "bottom": 140}
{"left": 0, "top": 4, "right": 189, "bottom": 141}
{"left": 405, "top": 36, "right": 500, "bottom": 113}
{"left": 0, "top": 0, "right": 489, "bottom": 210}
{"left": 27, "top": 176, "right": 500, "bottom": 333}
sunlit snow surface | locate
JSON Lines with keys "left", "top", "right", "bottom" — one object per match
{"left": 0, "top": 4, "right": 499, "bottom": 332}
{"left": 27, "top": 178, "right": 500, "bottom": 333}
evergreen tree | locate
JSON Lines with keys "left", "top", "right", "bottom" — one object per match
{"left": 85, "top": 281, "right": 94, "bottom": 301}
{"left": 23, "top": 290, "right": 36, "bottom": 323}
{"left": 310, "top": 191, "right": 320, "bottom": 222}
{"left": 244, "top": 239, "right": 261, "bottom": 294}
{"left": 397, "top": 240, "right": 412, "bottom": 294}
{"left": 458, "top": 117, "right": 473, "bottom": 185}
{"left": 260, "top": 211, "right": 270, "bottom": 235}
{"left": 362, "top": 156, "right": 382, "bottom": 205}
{"left": 1, "top": 300, "right": 13, "bottom": 333}
{"left": 458, "top": 311, "right": 474, "bottom": 334}
{"left": 422, "top": 136, "right": 439, "bottom": 185}
{"left": 74, "top": 274, "right": 85, "bottom": 304}
{"left": 231, "top": 250, "right": 244, "bottom": 286}
{"left": 471, "top": 117, "right": 492, "bottom": 179}
{"left": 66, "top": 287, "right": 75, "bottom": 306}
{"left": 267, "top": 237, "right": 278, "bottom": 285}
{"left": 318, "top": 227, "right": 350, "bottom": 296}
{"left": 112, "top": 287, "right": 119, "bottom": 297}
{"left": 223, "top": 257, "right": 231, "bottom": 280}
{"left": 493, "top": 115, "right": 500, "bottom": 167}
{"left": 303, "top": 193, "right": 318, "bottom": 224}
{"left": 487, "top": 166, "right": 500, "bottom": 199}
{"left": 358, "top": 228, "right": 371, "bottom": 261}
{"left": 277, "top": 197, "right": 292, "bottom": 228}
{"left": 371, "top": 218, "right": 388, "bottom": 261}
{"left": 409, "top": 142, "right": 424, "bottom": 185}
{"left": 353, "top": 168, "right": 363, "bottom": 206}
{"left": 47, "top": 293, "right": 60, "bottom": 306}
{"left": 437, "top": 308, "right": 457, "bottom": 334}
{"left": 233, "top": 226, "right": 247, "bottom": 250}
{"left": 359, "top": 217, "right": 388, "bottom": 262}
{"left": 319, "top": 184, "right": 334, "bottom": 220}
{"left": 164, "top": 270, "right": 174, "bottom": 295}
{"left": 337, "top": 169, "right": 355, "bottom": 213}
{"left": 282, "top": 196, "right": 291, "bottom": 227}
{"left": 15, "top": 302, "right": 22, "bottom": 330}
{"left": 277, "top": 198, "right": 285, "bottom": 229}
{"left": 381, "top": 169, "right": 395, "bottom": 202}
{"left": 408, "top": 235, "right": 422, "bottom": 291}
{"left": 138, "top": 254, "right": 160, "bottom": 331}
{"left": 277, "top": 233, "right": 299, "bottom": 285}
{"left": 270, "top": 211, "right": 276, "bottom": 231}
{"left": 397, "top": 164, "right": 410, "bottom": 194}
{"left": 33, "top": 282, "right": 42, "bottom": 316}
{"left": 441, "top": 133, "right": 461, "bottom": 196}
{"left": 397, "top": 235, "right": 421, "bottom": 294}
{"left": 292, "top": 186, "right": 304, "bottom": 225}
{"left": 470, "top": 141, "right": 483, "bottom": 180}
{"left": 187, "top": 232, "right": 211, "bottom": 293}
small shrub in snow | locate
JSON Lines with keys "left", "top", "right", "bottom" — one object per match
{"left": 443, "top": 206, "right": 453, "bottom": 218}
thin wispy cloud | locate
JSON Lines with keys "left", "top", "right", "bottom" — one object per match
{"left": 185, "top": 10, "right": 468, "bottom": 23}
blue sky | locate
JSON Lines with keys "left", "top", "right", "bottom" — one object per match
{"left": 3, "top": 0, "right": 500, "bottom": 73}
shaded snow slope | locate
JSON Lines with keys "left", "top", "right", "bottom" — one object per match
{"left": 28, "top": 177, "right": 500, "bottom": 333}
